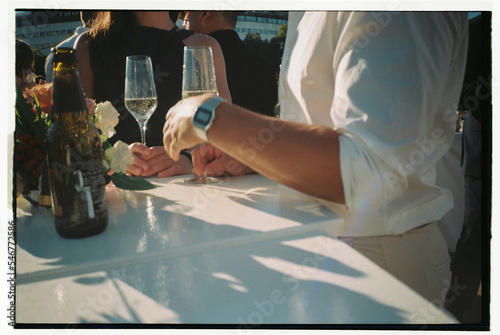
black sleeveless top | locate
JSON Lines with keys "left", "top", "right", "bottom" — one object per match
{"left": 91, "top": 26, "right": 194, "bottom": 146}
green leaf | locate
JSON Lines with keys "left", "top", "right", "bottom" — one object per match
{"left": 104, "top": 174, "right": 112, "bottom": 185}
{"left": 102, "top": 140, "right": 112, "bottom": 150}
{"left": 110, "top": 173, "right": 158, "bottom": 190}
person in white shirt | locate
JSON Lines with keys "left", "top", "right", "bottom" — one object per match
{"left": 44, "top": 11, "right": 96, "bottom": 82}
{"left": 162, "top": 11, "right": 468, "bottom": 307}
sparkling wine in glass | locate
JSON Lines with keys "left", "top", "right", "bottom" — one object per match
{"left": 124, "top": 55, "right": 158, "bottom": 145}
{"left": 182, "top": 46, "right": 222, "bottom": 185}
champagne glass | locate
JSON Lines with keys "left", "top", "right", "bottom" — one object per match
{"left": 182, "top": 46, "right": 222, "bottom": 185}
{"left": 124, "top": 55, "right": 158, "bottom": 145}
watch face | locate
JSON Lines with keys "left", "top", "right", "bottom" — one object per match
{"left": 194, "top": 108, "right": 212, "bottom": 126}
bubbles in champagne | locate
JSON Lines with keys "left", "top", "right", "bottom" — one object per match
{"left": 182, "top": 90, "right": 218, "bottom": 99}
{"left": 125, "top": 97, "right": 158, "bottom": 121}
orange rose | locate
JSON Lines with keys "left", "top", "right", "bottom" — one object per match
{"left": 31, "top": 83, "right": 96, "bottom": 115}
{"left": 31, "top": 83, "right": 52, "bottom": 114}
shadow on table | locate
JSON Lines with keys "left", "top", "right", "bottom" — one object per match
{"left": 227, "top": 191, "right": 335, "bottom": 225}
{"left": 16, "top": 184, "right": 332, "bottom": 271}
{"left": 17, "top": 186, "right": 416, "bottom": 326}
{"left": 17, "top": 189, "right": 190, "bottom": 268}
{"left": 71, "top": 221, "right": 411, "bottom": 325}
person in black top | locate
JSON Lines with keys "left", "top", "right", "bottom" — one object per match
{"left": 445, "top": 13, "right": 491, "bottom": 324}
{"left": 181, "top": 11, "right": 278, "bottom": 117}
{"left": 76, "top": 11, "right": 230, "bottom": 178}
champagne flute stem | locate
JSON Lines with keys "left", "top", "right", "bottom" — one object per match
{"left": 201, "top": 143, "right": 207, "bottom": 179}
{"left": 139, "top": 121, "right": 147, "bottom": 145}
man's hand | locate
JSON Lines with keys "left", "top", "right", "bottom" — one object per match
{"left": 163, "top": 94, "right": 214, "bottom": 160}
{"left": 191, "top": 143, "right": 254, "bottom": 177}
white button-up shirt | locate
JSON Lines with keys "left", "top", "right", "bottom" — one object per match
{"left": 279, "top": 12, "right": 468, "bottom": 237}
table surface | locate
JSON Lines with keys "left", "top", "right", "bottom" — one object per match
{"left": 16, "top": 174, "right": 457, "bottom": 325}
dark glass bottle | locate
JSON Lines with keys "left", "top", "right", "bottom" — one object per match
{"left": 46, "top": 48, "right": 108, "bottom": 238}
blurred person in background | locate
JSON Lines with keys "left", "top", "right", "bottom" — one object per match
{"left": 75, "top": 10, "right": 230, "bottom": 178}
{"left": 181, "top": 10, "right": 278, "bottom": 117}
{"left": 445, "top": 12, "right": 491, "bottom": 323}
{"left": 16, "top": 38, "right": 35, "bottom": 89}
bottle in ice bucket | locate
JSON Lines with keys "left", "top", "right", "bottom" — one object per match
{"left": 46, "top": 47, "right": 108, "bottom": 238}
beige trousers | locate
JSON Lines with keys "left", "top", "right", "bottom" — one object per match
{"left": 340, "top": 222, "right": 451, "bottom": 307}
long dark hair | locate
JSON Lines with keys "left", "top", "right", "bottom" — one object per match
{"left": 87, "top": 11, "right": 138, "bottom": 75}
{"left": 88, "top": 11, "right": 138, "bottom": 39}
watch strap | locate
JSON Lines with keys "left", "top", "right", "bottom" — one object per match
{"left": 193, "top": 96, "right": 225, "bottom": 141}
{"left": 180, "top": 150, "right": 192, "bottom": 161}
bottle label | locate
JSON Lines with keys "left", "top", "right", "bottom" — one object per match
{"left": 48, "top": 149, "right": 107, "bottom": 222}
{"left": 72, "top": 158, "right": 107, "bottom": 219}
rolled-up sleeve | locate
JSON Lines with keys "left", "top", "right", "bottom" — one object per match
{"left": 332, "top": 12, "right": 468, "bottom": 214}
{"left": 280, "top": 11, "right": 468, "bottom": 235}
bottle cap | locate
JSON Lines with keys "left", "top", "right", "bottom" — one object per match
{"left": 52, "top": 47, "right": 78, "bottom": 66}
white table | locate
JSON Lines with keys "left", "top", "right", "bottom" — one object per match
{"left": 16, "top": 174, "right": 457, "bottom": 325}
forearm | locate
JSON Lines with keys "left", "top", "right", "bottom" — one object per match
{"left": 207, "top": 102, "right": 345, "bottom": 204}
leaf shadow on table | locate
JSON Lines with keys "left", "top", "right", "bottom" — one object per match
{"left": 16, "top": 185, "right": 331, "bottom": 270}
{"left": 69, "top": 218, "right": 414, "bottom": 326}
{"left": 16, "top": 189, "right": 183, "bottom": 267}
{"left": 227, "top": 191, "right": 335, "bottom": 225}
{"left": 17, "top": 186, "right": 437, "bottom": 327}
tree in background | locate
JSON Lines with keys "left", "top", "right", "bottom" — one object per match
{"left": 243, "top": 24, "right": 287, "bottom": 76}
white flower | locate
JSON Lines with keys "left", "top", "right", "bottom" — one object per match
{"left": 94, "top": 101, "right": 119, "bottom": 138}
{"left": 103, "top": 140, "right": 134, "bottom": 174}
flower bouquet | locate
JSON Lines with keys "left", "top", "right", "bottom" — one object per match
{"left": 15, "top": 82, "right": 156, "bottom": 205}
{"left": 93, "top": 101, "right": 157, "bottom": 190}
{"left": 15, "top": 83, "right": 51, "bottom": 202}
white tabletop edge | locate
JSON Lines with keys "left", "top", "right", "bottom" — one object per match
{"left": 17, "top": 217, "right": 344, "bottom": 285}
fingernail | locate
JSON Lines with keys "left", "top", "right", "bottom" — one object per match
{"left": 135, "top": 168, "right": 141, "bottom": 174}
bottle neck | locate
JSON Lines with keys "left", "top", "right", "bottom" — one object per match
{"left": 51, "top": 65, "right": 89, "bottom": 117}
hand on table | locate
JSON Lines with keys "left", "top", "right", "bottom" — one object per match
{"left": 126, "top": 143, "right": 193, "bottom": 178}
{"left": 191, "top": 143, "right": 254, "bottom": 177}
{"left": 162, "top": 94, "right": 253, "bottom": 178}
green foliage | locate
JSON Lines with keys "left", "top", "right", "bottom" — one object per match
{"left": 110, "top": 173, "right": 159, "bottom": 191}
{"left": 275, "top": 24, "right": 287, "bottom": 49}
{"left": 15, "top": 84, "right": 49, "bottom": 194}
{"left": 243, "top": 24, "right": 287, "bottom": 75}
{"left": 15, "top": 85, "right": 48, "bottom": 150}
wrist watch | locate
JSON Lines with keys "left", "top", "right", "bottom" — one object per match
{"left": 192, "top": 96, "right": 225, "bottom": 141}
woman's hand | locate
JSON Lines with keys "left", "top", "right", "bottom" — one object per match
{"left": 127, "top": 143, "right": 193, "bottom": 178}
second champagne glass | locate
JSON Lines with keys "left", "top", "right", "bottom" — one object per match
{"left": 124, "top": 55, "right": 158, "bottom": 145}
{"left": 182, "top": 46, "right": 222, "bottom": 185}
